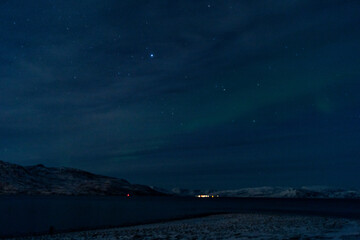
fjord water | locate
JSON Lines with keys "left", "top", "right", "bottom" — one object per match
{"left": 1, "top": 196, "right": 360, "bottom": 237}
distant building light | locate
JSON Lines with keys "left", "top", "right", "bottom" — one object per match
{"left": 195, "top": 195, "right": 219, "bottom": 198}
{"left": 196, "top": 195, "right": 209, "bottom": 198}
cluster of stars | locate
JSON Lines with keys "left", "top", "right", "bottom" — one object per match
{"left": 215, "top": 84, "right": 227, "bottom": 92}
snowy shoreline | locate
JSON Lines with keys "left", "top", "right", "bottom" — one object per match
{"left": 1, "top": 212, "right": 223, "bottom": 239}
{"left": 5, "top": 213, "right": 360, "bottom": 240}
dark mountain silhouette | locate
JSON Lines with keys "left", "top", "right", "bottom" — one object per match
{"left": 0, "top": 160, "right": 162, "bottom": 196}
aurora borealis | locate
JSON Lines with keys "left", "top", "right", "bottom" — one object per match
{"left": 1, "top": 1, "right": 360, "bottom": 189}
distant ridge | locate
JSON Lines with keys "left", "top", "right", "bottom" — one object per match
{"left": 159, "top": 186, "right": 360, "bottom": 199}
{"left": 0, "top": 160, "right": 162, "bottom": 196}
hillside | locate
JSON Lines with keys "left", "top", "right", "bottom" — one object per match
{"left": 0, "top": 160, "right": 161, "bottom": 196}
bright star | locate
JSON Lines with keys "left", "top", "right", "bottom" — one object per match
{"left": 150, "top": 53, "right": 154, "bottom": 58}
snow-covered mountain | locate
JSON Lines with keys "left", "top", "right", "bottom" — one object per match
{"left": 210, "top": 186, "right": 360, "bottom": 199}
{"left": 161, "top": 186, "right": 360, "bottom": 199}
{"left": 0, "top": 160, "right": 162, "bottom": 196}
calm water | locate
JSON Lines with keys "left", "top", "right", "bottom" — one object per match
{"left": 1, "top": 196, "right": 360, "bottom": 238}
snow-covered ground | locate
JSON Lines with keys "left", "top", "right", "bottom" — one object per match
{"left": 7, "top": 213, "right": 360, "bottom": 240}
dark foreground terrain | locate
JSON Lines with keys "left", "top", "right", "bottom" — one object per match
{"left": 5, "top": 213, "right": 360, "bottom": 240}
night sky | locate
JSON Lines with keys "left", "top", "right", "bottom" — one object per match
{"left": 1, "top": 1, "right": 360, "bottom": 189}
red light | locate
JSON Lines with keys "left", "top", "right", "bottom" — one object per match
{"left": 126, "top": 194, "right": 130, "bottom": 197}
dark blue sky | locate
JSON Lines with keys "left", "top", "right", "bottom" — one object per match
{"left": 1, "top": 1, "right": 360, "bottom": 189}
